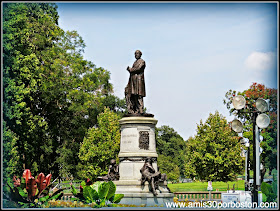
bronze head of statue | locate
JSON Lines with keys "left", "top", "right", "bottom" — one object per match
{"left": 135, "top": 50, "right": 142, "bottom": 59}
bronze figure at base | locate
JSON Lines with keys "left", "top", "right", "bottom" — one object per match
{"left": 97, "top": 159, "right": 119, "bottom": 181}
{"left": 140, "top": 158, "right": 167, "bottom": 196}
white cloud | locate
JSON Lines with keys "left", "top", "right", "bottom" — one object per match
{"left": 243, "top": 51, "right": 277, "bottom": 88}
{"left": 245, "top": 51, "right": 276, "bottom": 71}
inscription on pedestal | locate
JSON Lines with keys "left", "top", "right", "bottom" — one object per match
{"left": 122, "top": 134, "right": 137, "bottom": 138}
{"left": 122, "top": 134, "right": 137, "bottom": 144}
{"left": 139, "top": 131, "right": 149, "bottom": 150}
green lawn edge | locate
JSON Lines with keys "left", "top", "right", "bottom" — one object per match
{"left": 168, "top": 180, "right": 245, "bottom": 192}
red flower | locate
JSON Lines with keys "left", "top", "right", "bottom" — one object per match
{"left": 36, "top": 173, "right": 46, "bottom": 193}
{"left": 36, "top": 173, "right": 52, "bottom": 193}
{"left": 26, "top": 176, "right": 37, "bottom": 201}
{"left": 13, "top": 175, "right": 21, "bottom": 187}
{"left": 22, "top": 169, "right": 32, "bottom": 185}
{"left": 45, "top": 174, "right": 52, "bottom": 187}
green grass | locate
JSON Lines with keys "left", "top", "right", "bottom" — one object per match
{"left": 168, "top": 180, "right": 245, "bottom": 192}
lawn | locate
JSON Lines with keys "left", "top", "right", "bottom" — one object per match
{"left": 168, "top": 180, "right": 245, "bottom": 192}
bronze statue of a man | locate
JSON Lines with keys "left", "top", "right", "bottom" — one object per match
{"left": 125, "top": 50, "right": 146, "bottom": 114}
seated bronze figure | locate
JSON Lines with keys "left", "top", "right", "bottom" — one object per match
{"left": 97, "top": 159, "right": 119, "bottom": 181}
{"left": 140, "top": 158, "right": 163, "bottom": 196}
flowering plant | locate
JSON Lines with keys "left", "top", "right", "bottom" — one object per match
{"left": 5, "top": 169, "right": 63, "bottom": 208}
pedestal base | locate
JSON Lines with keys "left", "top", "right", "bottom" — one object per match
{"left": 118, "top": 194, "right": 174, "bottom": 207}
{"left": 114, "top": 180, "right": 174, "bottom": 206}
{"left": 118, "top": 116, "right": 159, "bottom": 181}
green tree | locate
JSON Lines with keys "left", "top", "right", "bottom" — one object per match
{"left": 77, "top": 107, "right": 121, "bottom": 180}
{"left": 156, "top": 125, "right": 187, "bottom": 179}
{"left": 223, "top": 82, "right": 277, "bottom": 181}
{"left": 185, "top": 111, "right": 244, "bottom": 182}
{"left": 157, "top": 155, "right": 180, "bottom": 182}
{"left": 38, "top": 28, "right": 122, "bottom": 177}
{"left": 3, "top": 3, "right": 125, "bottom": 180}
{"left": 3, "top": 2, "right": 62, "bottom": 177}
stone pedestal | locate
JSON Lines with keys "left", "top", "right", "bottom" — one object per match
{"left": 114, "top": 116, "right": 174, "bottom": 206}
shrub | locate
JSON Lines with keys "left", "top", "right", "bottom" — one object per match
{"left": 71, "top": 178, "right": 124, "bottom": 207}
{"left": 261, "top": 181, "right": 277, "bottom": 202}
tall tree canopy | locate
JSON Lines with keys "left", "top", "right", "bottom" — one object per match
{"left": 3, "top": 3, "right": 125, "bottom": 181}
{"left": 156, "top": 126, "right": 187, "bottom": 181}
{"left": 223, "top": 83, "right": 277, "bottom": 179}
{"left": 185, "top": 111, "right": 244, "bottom": 182}
{"left": 3, "top": 2, "right": 61, "bottom": 180}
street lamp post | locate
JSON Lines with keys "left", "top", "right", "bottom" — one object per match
{"left": 243, "top": 137, "right": 250, "bottom": 191}
{"left": 252, "top": 112, "right": 258, "bottom": 204}
{"left": 230, "top": 96, "right": 270, "bottom": 205}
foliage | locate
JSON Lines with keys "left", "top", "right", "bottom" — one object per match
{"left": 77, "top": 107, "right": 121, "bottom": 179}
{"left": 3, "top": 2, "right": 125, "bottom": 180}
{"left": 156, "top": 126, "right": 187, "bottom": 179}
{"left": 70, "top": 179, "right": 124, "bottom": 207}
{"left": 157, "top": 155, "right": 180, "bottom": 182}
{"left": 271, "top": 170, "right": 277, "bottom": 200}
{"left": 261, "top": 182, "right": 277, "bottom": 202}
{"left": 185, "top": 111, "right": 244, "bottom": 182}
{"left": 3, "top": 169, "right": 63, "bottom": 208}
{"left": 262, "top": 169, "right": 278, "bottom": 202}
{"left": 223, "top": 83, "right": 277, "bottom": 178}
{"left": 3, "top": 121, "right": 20, "bottom": 185}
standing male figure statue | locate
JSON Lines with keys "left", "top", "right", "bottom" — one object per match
{"left": 125, "top": 50, "right": 146, "bottom": 114}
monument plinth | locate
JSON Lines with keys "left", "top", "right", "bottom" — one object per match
{"left": 114, "top": 116, "right": 174, "bottom": 206}
{"left": 118, "top": 116, "right": 158, "bottom": 180}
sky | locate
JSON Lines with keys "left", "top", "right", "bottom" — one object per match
{"left": 56, "top": 2, "right": 278, "bottom": 140}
